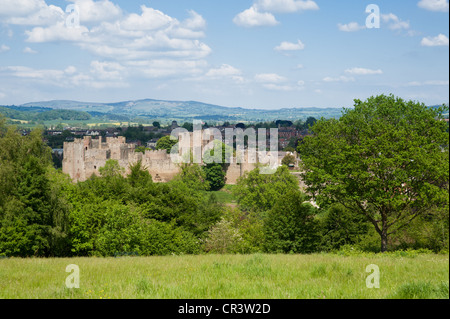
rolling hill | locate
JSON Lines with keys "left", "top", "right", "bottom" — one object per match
{"left": 19, "top": 99, "right": 344, "bottom": 122}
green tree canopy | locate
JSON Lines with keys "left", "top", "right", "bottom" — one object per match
{"left": 264, "top": 190, "right": 320, "bottom": 254}
{"left": 298, "top": 94, "right": 449, "bottom": 252}
{"left": 233, "top": 165, "right": 299, "bottom": 213}
{"left": 156, "top": 135, "right": 178, "bottom": 153}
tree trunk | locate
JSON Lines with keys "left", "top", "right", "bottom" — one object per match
{"left": 381, "top": 212, "right": 388, "bottom": 253}
{"left": 381, "top": 230, "right": 388, "bottom": 253}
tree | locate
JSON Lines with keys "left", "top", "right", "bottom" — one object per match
{"left": 99, "top": 159, "right": 124, "bottom": 178}
{"left": 156, "top": 135, "right": 178, "bottom": 153}
{"left": 318, "top": 203, "right": 370, "bottom": 251}
{"left": 0, "top": 117, "right": 70, "bottom": 257}
{"left": 264, "top": 190, "right": 320, "bottom": 254}
{"left": 176, "top": 163, "right": 210, "bottom": 191}
{"left": 298, "top": 95, "right": 449, "bottom": 252}
{"left": 182, "top": 122, "right": 193, "bottom": 132}
{"left": 203, "top": 218, "right": 243, "bottom": 254}
{"left": 203, "top": 164, "right": 226, "bottom": 191}
{"left": 233, "top": 165, "right": 299, "bottom": 213}
{"left": 202, "top": 140, "right": 234, "bottom": 191}
{"left": 127, "top": 160, "right": 153, "bottom": 188}
{"left": 281, "top": 154, "right": 296, "bottom": 167}
{"left": 153, "top": 121, "right": 161, "bottom": 128}
{"left": 304, "top": 117, "right": 317, "bottom": 130}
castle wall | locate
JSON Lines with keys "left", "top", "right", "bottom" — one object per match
{"left": 63, "top": 135, "right": 269, "bottom": 184}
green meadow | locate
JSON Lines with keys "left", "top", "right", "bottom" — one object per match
{"left": 0, "top": 253, "right": 448, "bottom": 299}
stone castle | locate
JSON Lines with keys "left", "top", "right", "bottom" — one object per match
{"left": 62, "top": 133, "right": 277, "bottom": 184}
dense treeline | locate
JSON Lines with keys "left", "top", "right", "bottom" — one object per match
{"left": 0, "top": 95, "right": 448, "bottom": 257}
{"left": 0, "top": 106, "right": 91, "bottom": 122}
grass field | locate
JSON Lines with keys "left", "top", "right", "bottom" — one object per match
{"left": 0, "top": 253, "right": 448, "bottom": 299}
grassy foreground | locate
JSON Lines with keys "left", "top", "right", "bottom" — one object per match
{"left": 0, "top": 254, "right": 448, "bottom": 299}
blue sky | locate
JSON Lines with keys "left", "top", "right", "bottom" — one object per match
{"left": 0, "top": 0, "right": 448, "bottom": 109}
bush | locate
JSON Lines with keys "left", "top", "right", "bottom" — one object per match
{"left": 264, "top": 190, "right": 321, "bottom": 254}
{"left": 318, "top": 203, "right": 371, "bottom": 252}
{"left": 203, "top": 219, "right": 243, "bottom": 254}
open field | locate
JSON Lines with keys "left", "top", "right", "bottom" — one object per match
{"left": 0, "top": 254, "right": 448, "bottom": 299}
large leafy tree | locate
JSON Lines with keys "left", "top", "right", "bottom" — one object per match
{"left": 0, "top": 117, "right": 70, "bottom": 256}
{"left": 202, "top": 140, "right": 233, "bottom": 191}
{"left": 233, "top": 165, "right": 299, "bottom": 213}
{"left": 264, "top": 190, "right": 320, "bottom": 254}
{"left": 298, "top": 95, "right": 449, "bottom": 252}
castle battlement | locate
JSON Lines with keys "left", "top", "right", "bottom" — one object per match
{"left": 63, "top": 135, "right": 263, "bottom": 184}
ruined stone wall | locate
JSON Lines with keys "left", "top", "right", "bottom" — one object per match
{"left": 63, "top": 135, "right": 279, "bottom": 184}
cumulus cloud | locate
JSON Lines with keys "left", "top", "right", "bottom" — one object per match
{"left": 323, "top": 76, "right": 355, "bottom": 83}
{"left": 25, "top": 22, "right": 90, "bottom": 43}
{"left": 23, "top": 47, "right": 38, "bottom": 54}
{"left": 0, "top": 1, "right": 216, "bottom": 91}
{"left": 183, "top": 10, "right": 207, "bottom": 30}
{"left": 418, "top": 0, "right": 449, "bottom": 12}
{"left": 0, "top": 64, "right": 128, "bottom": 89}
{"left": 68, "top": 0, "right": 122, "bottom": 24}
{"left": 254, "top": 73, "right": 288, "bottom": 83}
{"left": 20, "top": 3, "right": 212, "bottom": 77}
{"left": 121, "top": 5, "right": 173, "bottom": 31}
{"left": 337, "top": 22, "right": 365, "bottom": 32}
{"left": 234, "top": 0, "right": 318, "bottom": 27}
{"left": 255, "top": 0, "right": 319, "bottom": 13}
{"left": 421, "top": 34, "right": 449, "bottom": 46}
{"left": 381, "top": 13, "right": 410, "bottom": 30}
{"left": 274, "top": 40, "right": 305, "bottom": 51}
{"left": 0, "top": 0, "right": 64, "bottom": 26}
{"left": 206, "top": 64, "right": 242, "bottom": 77}
{"left": 0, "top": 45, "right": 11, "bottom": 53}
{"left": 345, "top": 67, "right": 383, "bottom": 75}
{"left": 205, "top": 64, "right": 245, "bottom": 84}
{"left": 233, "top": 6, "right": 279, "bottom": 27}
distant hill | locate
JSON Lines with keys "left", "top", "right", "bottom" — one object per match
{"left": 19, "top": 99, "right": 344, "bottom": 122}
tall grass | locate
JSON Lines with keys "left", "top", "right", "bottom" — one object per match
{"left": 0, "top": 254, "right": 448, "bottom": 299}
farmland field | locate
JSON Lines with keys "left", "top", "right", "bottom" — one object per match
{"left": 0, "top": 253, "right": 448, "bottom": 299}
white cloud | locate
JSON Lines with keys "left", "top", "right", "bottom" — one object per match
{"left": 255, "top": 73, "right": 288, "bottom": 83}
{"left": 90, "top": 60, "right": 125, "bottom": 80}
{"left": 0, "top": 0, "right": 45, "bottom": 17}
{"left": 345, "top": 67, "right": 383, "bottom": 75}
{"left": 0, "top": 45, "right": 11, "bottom": 53}
{"left": 323, "top": 76, "right": 355, "bottom": 83}
{"left": 421, "top": 34, "right": 449, "bottom": 46}
{"left": 274, "top": 40, "right": 305, "bottom": 51}
{"left": 23, "top": 4, "right": 212, "bottom": 69}
{"left": 125, "top": 60, "right": 207, "bottom": 79}
{"left": 0, "top": 64, "right": 128, "bottom": 89}
{"left": 68, "top": 0, "right": 122, "bottom": 24}
{"left": 25, "top": 21, "right": 90, "bottom": 43}
{"left": 262, "top": 83, "right": 295, "bottom": 91}
{"left": 418, "top": 0, "right": 449, "bottom": 12}
{"left": 65, "top": 66, "right": 77, "bottom": 74}
{"left": 381, "top": 13, "right": 410, "bottom": 30}
{"left": 121, "top": 5, "right": 173, "bottom": 31}
{"left": 23, "top": 47, "right": 38, "bottom": 54}
{"left": 0, "top": 0, "right": 64, "bottom": 26}
{"left": 234, "top": 0, "right": 318, "bottom": 27}
{"left": 338, "top": 22, "right": 365, "bottom": 32}
{"left": 183, "top": 10, "right": 206, "bottom": 30}
{"left": 233, "top": 6, "right": 279, "bottom": 27}
{"left": 255, "top": 0, "right": 319, "bottom": 13}
{"left": 295, "top": 64, "right": 304, "bottom": 69}
{"left": 206, "top": 64, "right": 242, "bottom": 77}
